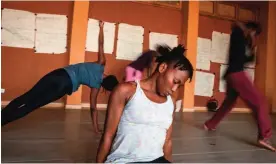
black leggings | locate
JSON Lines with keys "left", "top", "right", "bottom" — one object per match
{"left": 133, "top": 156, "right": 171, "bottom": 163}
{"left": 1, "top": 68, "right": 73, "bottom": 126}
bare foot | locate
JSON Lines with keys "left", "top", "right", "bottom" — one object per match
{"left": 258, "top": 139, "right": 276, "bottom": 152}
{"left": 203, "top": 124, "right": 216, "bottom": 131}
{"left": 95, "top": 129, "right": 103, "bottom": 135}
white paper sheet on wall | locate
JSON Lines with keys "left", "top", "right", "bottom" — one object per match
{"left": 1, "top": 8, "right": 35, "bottom": 48}
{"left": 197, "top": 37, "right": 211, "bottom": 71}
{"left": 2, "top": 8, "right": 35, "bottom": 30}
{"left": 116, "top": 23, "right": 144, "bottom": 60}
{"left": 149, "top": 32, "right": 178, "bottom": 50}
{"left": 85, "top": 19, "right": 115, "bottom": 54}
{"left": 36, "top": 14, "right": 67, "bottom": 34}
{"left": 116, "top": 38, "right": 143, "bottom": 60}
{"left": 86, "top": 19, "right": 99, "bottom": 52}
{"left": 221, "top": 33, "right": 230, "bottom": 61}
{"left": 195, "top": 71, "right": 215, "bottom": 97}
{"left": 118, "top": 23, "right": 144, "bottom": 43}
{"left": 35, "top": 33, "right": 66, "bottom": 54}
{"left": 103, "top": 22, "right": 116, "bottom": 54}
{"left": 219, "top": 64, "right": 228, "bottom": 92}
{"left": 35, "top": 14, "right": 67, "bottom": 54}
{"left": 2, "top": 28, "right": 35, "bottom": 49}
{"left": 211, "top": 31, "right": 221, "bottom": 62}
{"left": 211, "top": 31, "right": 230, "bottom": 64}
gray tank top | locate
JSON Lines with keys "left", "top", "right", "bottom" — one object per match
{"left": 106, "top": 80, "right": 174, "bottom": 163}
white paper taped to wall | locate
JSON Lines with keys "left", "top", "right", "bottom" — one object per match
{"left": 35, "top": 32, "right": 66, "bottom": 54}
{"left": 36, "top": 14, "right": 67, "bottom": 34}
{"left": 1, "top": 8, "right": 35, "bottom": 48}
{"left": 2, "top": 8, "right": 35, "bottom": 30}
{"left": 195, "top": 71, "right": 215, "bottom": 97}
{"left": 86, "top": 19, "right": 99, "bottom": 52}
{"left": 211, "top": 31, "right": 230, "bottom": 64}
{"left": 85, "top": 19, "right": 115, "bottom": 54}
{"left": 103, "top": 22, "right": 116, "bottom": 54}
{"left": 116, "top": 23, "right": 144, "bottom": 61}
{"left": 211, "top": 31, "right": 221, "bottom": 62}
{"left": 221, "top": 33, "right": 230, "bottom": 62}
{"left": 2, "top": 28, "right": 35, "bottom": 49}
{"left": 35, "top": 14, "right": 67, "bottom": 54}
{"left": 118, "top": 23, "right": 144, "bottom": 43}
{"left": 116, "top": 38, "right": 143, "bottom": 60}
{"left": 197, "top": 37, "right": 211, "bottom": 71}
{"left": 149, "top": 32, "right": 178, "bottom": 50}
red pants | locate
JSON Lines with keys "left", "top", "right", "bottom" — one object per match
{"left": 205, "top": 71, "right": 272, "bottom": 139}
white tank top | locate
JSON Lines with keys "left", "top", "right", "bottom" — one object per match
{"left": 105, "top": 81, "right": 174, "bottom": 163}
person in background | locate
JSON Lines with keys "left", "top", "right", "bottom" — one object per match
{"left": 204, "top": 21, "right": 275, "bottom": 152}
{"left": 1, "top": 21, "right": 119, "bottom": 134}
{"left": 125, "top": 48, "right": 160, "bottom": 82}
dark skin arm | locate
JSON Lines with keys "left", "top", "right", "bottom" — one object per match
{"left": 163, "top": 96, "right": 177, "bottom": 162}
{"left": 90, "top": 21, "right": 105, "bottom": 134}
{"left": 96, "top": 83, "right": 135, "bottom": 163}
{"left": 90, "top": 88, "right": 101, "bottom": 134}
{"left": 163, "top": 124, "right": 173, "bottom": 162}
{"left": 97, "top": 21, "right": 105, "bottom": 65}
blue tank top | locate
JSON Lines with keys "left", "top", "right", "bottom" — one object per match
{"left": 63, "top": 62, "right": 104, "bottom": 92}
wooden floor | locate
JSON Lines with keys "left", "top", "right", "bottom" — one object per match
{"left": 1, "top": 109, "right": 276, "bottom": 163}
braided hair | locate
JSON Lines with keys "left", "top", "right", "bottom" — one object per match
{"left": 155, "top": 44, "right": 194, "bottom": 82}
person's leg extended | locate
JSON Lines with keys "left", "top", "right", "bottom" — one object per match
{"left": 229, "top": 71, "right": 275, "bottom": 151}
{"left": 1, "top": 69, "right": 72, "bottom": 126}
{"left": 204, "top": 82, "right": 239, "bottom": 130}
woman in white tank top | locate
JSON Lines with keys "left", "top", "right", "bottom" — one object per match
{"left": 96, "top": 44, "right": 194, "bottom": 163}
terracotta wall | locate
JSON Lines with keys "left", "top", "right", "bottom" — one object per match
{"left": 1, "top": 1, "right": 182, "bottom": 105}
{"left": 2, "top": 1, "right": 271, "bottom": 110}
{"left": 266, "top": 1, "right": 276, "bottom": 112}
{"left": 1, "top": 1, "right": 73, "bottom": 102}
{"left": 82, "top": 2, "right": 182, "bottom": 104}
